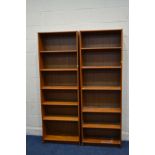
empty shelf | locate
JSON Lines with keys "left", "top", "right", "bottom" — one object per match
{"left": 42, "top": 86, "right": 78, "bottom": 90}
{"left": 44, "top": 135, "right": 79, "bottom": 142}
{"left": 40, "top": 50, "right": 77, "bottom": 53}
{"left": 82, "top": 66, "right": 121, "bottom": 69}
{"left": 82, "top": 107, "right": 121, "bottom": 113}
{"left": 40, "top": 68, "right": 78, "bottom": 71}
{"left": 82, "top": 123, "right": 121, "bottom": 129}
{"left": 82, "top": 86, "right": 121, "bottom": 90}
{"left": 81, "top": 47, "right": 121, "bottom": 50}
{"left": 83, "top": 138, "right": 121, "bottom": 145}
{"left": 42, "top": 101, "right": 78, "bottom": 106}
{"left": 43, "top": 116, "right": 78, "bottom": 121}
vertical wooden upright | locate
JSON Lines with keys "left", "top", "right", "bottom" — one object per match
{"left": 38, "top": 31, "right": 80, "bottom": 143}
{"left": 79, "top": 29, "right": 123, "bottom": 145}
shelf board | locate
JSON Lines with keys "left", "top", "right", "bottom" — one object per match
{"left": 40, "top": 50, "right": 77, "bottom": 53}
{"left": 44, "top": 135, "right": 79, "bottom": 142}
{"left": 83, "top": 138, "right": 121, "bottom": 145}
{"left": 81, "top": 47, "right": 121, "bottom": 50}
{"left": 82, "top": 123, "right": 121, "bottom": 129}
{"left": 43, "top": 116, "right": 78, "bottom": 122}
{"left": 42, "top": 101, "right": 78, "bottom": 106}
{"left": 40, "top": 68, "right": 78, "bottom": 71}
{"left": 82, "top": 86, "right": 121, "bottom": 90}
{"left": 82, "top": 66, "right": 121, "bottom": 69}
{"left": 82, "top": 107, "right": 121, "bottom": 113}
{"left": 42, "top": 86, "right": 78, "bottom": 90}
{"left": 80, "top": 29, "right": 122, "bottom": 33}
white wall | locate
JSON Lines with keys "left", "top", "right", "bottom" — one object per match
{"left": 26, "top": 0, "right": 129, "bottom": 140}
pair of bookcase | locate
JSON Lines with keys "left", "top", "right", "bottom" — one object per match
{"left": 38, "top": 29, "right": 122, "bottom": 145}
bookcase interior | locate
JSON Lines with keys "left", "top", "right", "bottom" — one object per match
{"left": 45, "top": 121, "right": 78, "bottom": 136}
{"left": 81, "top": 31, "right": 121, "bottom": 48}
{"left": 82, "top": 50, "right": 121, "bottom": 66}
{"left": 42, "top": 71, "right": 77, "bottom": 86}
{"left": 41, "top": 53, "right": 77, "bottom": 69}
{"left": 44, "top": 106, "right": 78, "bottom": 116}
{"left": 83, "top": 70, "right": 121, "bottom": 86}
{"left": 42, "top": 90, "right": 77, "bottom": 102}
{"left": 83, "top": 90, "right": 121, "bottom": 108}
{"left": 83, "top": 113, "right": 120, "bottom": 124}
{"left": 39, "top": 33, "right": 76, "bottom": 51}
{"left": 83, "top": 129, "right": 120, "bottom": 140}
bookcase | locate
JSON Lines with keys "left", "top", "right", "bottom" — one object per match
{"left": 38, "top": 30, "right": 123, "bottom": 146}
{"left": 38, "top": 31, "right": 80, "bottom": 143}
{"left": 79, "top": 30, "right": 122, "bottom": 145}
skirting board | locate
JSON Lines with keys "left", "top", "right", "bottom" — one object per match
{"left": 26, "top": 127, "right": 129, "bottom": 141}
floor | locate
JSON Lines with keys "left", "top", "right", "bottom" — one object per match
{"left": 26, "top": 135, "right": 129, "bottom": 155}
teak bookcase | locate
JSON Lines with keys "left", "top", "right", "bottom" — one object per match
{"left": 79, "top": 30, "right": 122, "bottom": 145}
{"left": 38, "top": 29, "right": 122, "bottom": 146}
{"left": 38, "top": 31, "right": 80, "bottom": 143}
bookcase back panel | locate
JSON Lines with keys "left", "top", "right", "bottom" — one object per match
{"left": 42, "top": 53, "right": 77, "bottom": 68}
{"left": 42, "top": 72, "right": 77, "bottom": 86}
{"left": 83, "top": 50, "right": 121, "bottom": 66}
{"left": 40, "top": 33, "right": 76, "bottom": 50}
{"left": 43, "top": 90, "right": 77, "bottom": 102}
{"left": 45, "top": 121, "right": 78, "bottom": 135}
{"left": 83, "top": 128, "right": 120, "bottom": 139}
{"left": 82, "top": 90, "right": 120, "bottom": 108}
{"left": 83, "top": 113, "right": 120, "bottom": 124}
{"left": 83, "top": 70, "right": 121, "bottom": 86}
{"left": 81, "top": 31, "right": 121, "bottom": 48}
{"left": 44, "top": 106, "right": 78, "bottom": 116}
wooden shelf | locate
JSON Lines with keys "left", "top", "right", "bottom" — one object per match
{"left": 82, "top": 66, "right": 121, "bottom": 69}
{"left": 42, "top": 86, "right": 78, "bottom": 90}
{"left": 82, "top": 86, "right": 121, "bottom": 90}
{"left": 44, "top": 135, "right": 79, "bottom": 142}
{"left": 83, "top": 138, "right": 121, "bottom": 145}
{"left": 81, "top": 47, "right": 121, "bottom": 50}
{"left": 40, "top": 50, "right": 77, "bottom": 53}
{"left": 82, "top": 123, "right": 121, "bottom": 129}
{"left": 40, "top": 68, "right": 78, "bottom": 71}
{"left": 43, "top": 116, "right": 78, "bottom": 122}
{"left": 42, "top": 101, "right": 78, "bottom": 106}
{"left": 82, "top": 107, "right": 121, "bottom": 113}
